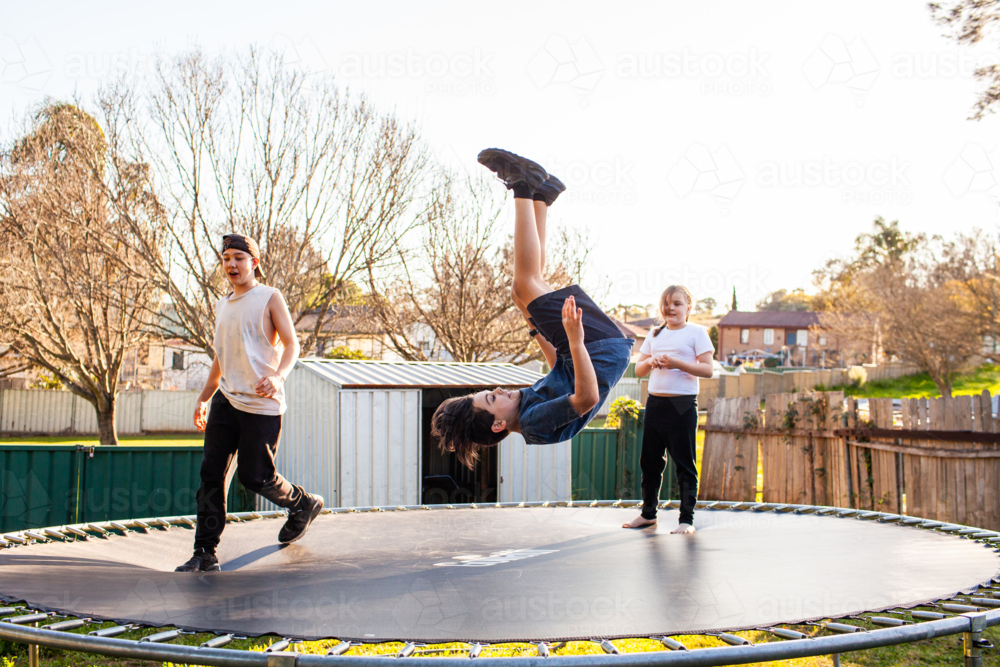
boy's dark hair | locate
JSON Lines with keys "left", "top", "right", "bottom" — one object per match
{"left": 431, "top": 394, "right": 508, "bottom": 469}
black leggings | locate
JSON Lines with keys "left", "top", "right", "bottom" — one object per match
{"left": 640, "top": 395, "right": 699, "bottom": 524}
{"left": 194, "top": 392, "right": 305, "bottom": 552}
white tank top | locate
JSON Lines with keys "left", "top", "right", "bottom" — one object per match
{"left": 214, "top": 284, "right": 286, "bottom": 415}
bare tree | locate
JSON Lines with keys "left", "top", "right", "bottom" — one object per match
{"left": 931, "top": 1, "right": 1000, "bottom": 119}
{"left": 96, "top": 47, "right": 430, "bottom": 357}
{"left": 815, "top": 218, "right": 983, "bottom": 396}
{"left": 0, "top": 347, "right": 31, "bottom": 380}
{"left": 367, "top": 173, "right": 592, "bottom": 363}
{"left": 0, "top": 103, "right": 160, "bottom": 444}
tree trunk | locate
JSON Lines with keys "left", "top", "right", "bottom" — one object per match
{"left": 931, "top": 373, "right": 953, "bottom": 398}
{"left": 95, "top": 397, "right": 118, "bottom": 446}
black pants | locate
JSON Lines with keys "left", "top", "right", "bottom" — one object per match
{"left": 194, "top": 392, "right": 305, "bottom": 552}
{"left": 640, "top": 395, "right": 699, "bottom": 525}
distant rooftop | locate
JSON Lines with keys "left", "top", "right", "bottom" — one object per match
{"left": 297, "top": 358, "right": 543, "bottom": 389}
{"left": 717, "top": 311, "right": 820, "bottom": 328}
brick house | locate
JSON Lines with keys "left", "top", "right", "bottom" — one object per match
{"left": 716, "top": 311, "right": 842, "bottom": 367}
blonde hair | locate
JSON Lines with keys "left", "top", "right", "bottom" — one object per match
{"left": 652, "top": 285, "right": 694, "bottom": 337}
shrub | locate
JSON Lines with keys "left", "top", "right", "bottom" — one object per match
{"left": 606, "top": 396, "right": 641, "bottom": 429}
{"left": 323, "top": 346, "right": 369, "bottom": 360}
{"left": 847, "top": 365, "right": 868, "bottom": 386}
{"left": 763, "top": 357, "right": 780, "bottom": 368}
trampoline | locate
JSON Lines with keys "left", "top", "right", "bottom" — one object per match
{"left": 1, "top": 501, "right": 999, "bottom": 665}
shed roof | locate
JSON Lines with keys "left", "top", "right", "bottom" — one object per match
{"left": 297, "top": 358, "right": 544, "bottom": 389}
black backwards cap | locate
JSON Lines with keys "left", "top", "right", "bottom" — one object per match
{"left": 221, "top": 234, "right": 265, "bottom": 280}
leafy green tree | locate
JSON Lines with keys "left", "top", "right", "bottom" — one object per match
{"left": 323, "top": 345, "right": 369, "bottom": 360}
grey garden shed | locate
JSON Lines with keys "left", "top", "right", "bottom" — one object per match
{"left": 259, "top": 359, "right": 572, "bottom": 510}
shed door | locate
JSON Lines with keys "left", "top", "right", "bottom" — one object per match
{"left": 498, "top": 433, "right": 571, "bottom": 502}
{"left": 339, "top": 389, "right": 420, "bottom": 507}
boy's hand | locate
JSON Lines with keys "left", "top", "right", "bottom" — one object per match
{"left": 193, "top": 401, "right": 208, "bottom": 432}
{"left": 562, "top": 295, "right": 585, "bottom": 345}
{"left": 256, "top": 375, "right": 283, "bottom": 398}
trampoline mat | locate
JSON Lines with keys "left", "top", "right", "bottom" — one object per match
{"left": 1, "top": 507, "right": 997, "bottom": 642}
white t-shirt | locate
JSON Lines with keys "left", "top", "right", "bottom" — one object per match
{"left": 639, "top": 323, "right": 715, "bottom": 396}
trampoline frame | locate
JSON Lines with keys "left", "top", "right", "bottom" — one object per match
{"left": 1, "top": 499, "right": 998, "bottom": 667}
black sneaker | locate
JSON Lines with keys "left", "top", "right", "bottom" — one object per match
{"left": 174, "top": 548, "right": 220, "bottom": 573}
{"left": 477, "top": 148, "right": 548, "bottom": 194}
{"left": 278, "top": 493, "right": 324, "bottom": 544}
{"left": 532, "top": 175, "right": 566, "bottom": 206}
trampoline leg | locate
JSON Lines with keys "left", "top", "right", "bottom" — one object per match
{"left": 831, "top": 654, "right": 841, "bottom": 667}
{"left": 963, "top": 611, "right": 988, "bottom": 667}
{"left": 28, "top": 622, "right": 39, "bottom": 667}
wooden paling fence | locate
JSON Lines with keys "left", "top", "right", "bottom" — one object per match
{"left": 698, "top": 391, "right": 1000, "bottom": 531}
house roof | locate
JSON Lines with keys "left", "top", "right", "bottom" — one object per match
{"left": 607, "top": 317, "right": 647, "bottom": 339}
{"left": 626, "top": 316, "right": 661, "bottom": 329}
{"left": 296, "top": 358, "right": 544, "bottom": 389}
{"left": 717, "top": 311, "right": 820, "bottom": 328}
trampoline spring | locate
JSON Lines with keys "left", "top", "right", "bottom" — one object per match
{"left": 793, "top": 506, "right": 818, "bottom": 514}
{"left": 89, "top": 625, "right": 132, "bottom": 637}
{"left": 918, "top": 521, "right": 943, "bottom": 529}
{"left": 824, "top": 622, "right": 865, "bottom": 634}
{"left": 836, "top": 509, "right": 859, "bottom": 518}
{"left": 653, "top": 636, "right": 687, "bottom": 651}
{"left": 397, "top": 642, "right": 418, "bottom": 658}
{"left": 877, "top": 514, "right": 902, "bottom": 522}
{"left": 5, "top": 613, "right": 49, "bottom": 625}
{"left": 468, "top": 643, "right": 483, "bottom": 659}
{"left": 3, "top": 534, "right": 27, "bottom": 545}
{"left": 970, "top": 532, "right": 998, "bottom": 539}
{"left": 326, "top": 642, "right": 352, "bottom": 656}
{"left": 766, "top": 627, "right": 808, "bottom": 640}
{"left": 45, "top": 618, "right": 90, "bottom": 632}
{"left": 200, "top": 634, "right": 234, "bottom": 649}
{"left": 86, "top": 524, "right": 110, "bottom": 536}
{"left": 224, "top": 514, "right": 242, "bottom": 523}
{"left": 22, "top": 531, "right": 49, "bottom": 542}
{"left": 43, "top": 529, "right": 69, "bottom": 541}
{"left": 0, "top": 608, "right": 22, "bottom": 618}
{"left": 910, "top": 610, "right": 948, "bottom": 620}
{"left": 748, "top": 503, "right": 767, "bottom": 511}
{"left": 140, "top": 630, "right": 182, "bottom": 643}
{"left": 898, "top": 517, "right": 923, "bottom": 525}
{"left": 969, "top": 598, "right": 1000, "bottom": 608}
{"left": 64, "top": 527, "right": 89, "bottom": 540}
{"left": 858, "top": 512, "right": 881, "bottom": 520}
{"left": 941, "top": 603, "right": 981, "bottom": 613}
{"left": 718, "top": 633, "right": 753, "bottom": 646}
{"left": 132, "top": 520, "right": 151, "bottom": 531}
{"left": 108, "top": 522, "right": 130, "bottom": 535}
{"left": 535, "top": 642, "right": 550, "bottom": 657}
{"left": 869, "top": 616, "right": 911, "bottom": 627}
{"left": 597, "top": 639, "right": 620, "bottom": 654}
{"left": 936, "top": 525, "right": 962, "bottom": 533}
{"left": 266, "top": 639, "right": 292, "bottom": 653}
{"left": 815, "top": 508, "right": 838, "bottom": 515}
{"left": 958, "top": 528, "right": 981, "bottom": 535}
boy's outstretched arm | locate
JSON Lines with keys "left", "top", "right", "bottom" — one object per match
{"left": 563, "top": 296, "right": 599, "bottom": 415}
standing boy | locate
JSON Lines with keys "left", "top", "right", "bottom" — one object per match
{"left": 431, "top": 150, "right": 633, "bottom": 467}
{"left": 175, "top": 234, "right": 323, "bottom": 573}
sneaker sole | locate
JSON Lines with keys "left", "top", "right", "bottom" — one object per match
{"left": 477, "top": 148, "right": 548, "bottom": 192}
{"left": 279, "top": 496, "right": 325, "bottom": 544}
{"left": 535, "top": 175, "right": 567, "bottom": 206}
{"left": 174, "top": 562, "right": 221, "bottom": 573}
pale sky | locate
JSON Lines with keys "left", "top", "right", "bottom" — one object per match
{"left": 2, "top": 0, "right": 999, "bottom": 313}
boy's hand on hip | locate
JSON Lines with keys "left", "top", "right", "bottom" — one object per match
{"left": 255, "top": 375, "right": 282, "bottom": 398}
{"left": 562, "top": 295, "right": 585, "bottom": 346}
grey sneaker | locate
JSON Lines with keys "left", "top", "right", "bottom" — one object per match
{"left": 533, "top": 175, "right": 566, "bottom": 206}
{"left": 175, "top": 548, "right": 221, "bottom": 572}
{"left": 477, "top": 148, "right": 548, "bottom": 194}
{"left": 278, "top": 493, "right": 324, "bottom": 544}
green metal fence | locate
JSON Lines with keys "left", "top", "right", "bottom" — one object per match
{"left": 0, "top": 445, "right": 254, "bottom": 533}
{"left": 571, "top": 410, "right": 677, "bottom": 501}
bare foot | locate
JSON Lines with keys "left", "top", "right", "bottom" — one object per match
{"left": 622, "top": 516, "right": 656, "bottom": 529}
{"left": 671, "top": 523, "right": 696, "bottom": 534}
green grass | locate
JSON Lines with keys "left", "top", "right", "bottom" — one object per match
{"left": 818, "top": 363, "right": 1000, "bottom": 399}
{"left": 0, "top": 433, "right": 202, "bottom": 447}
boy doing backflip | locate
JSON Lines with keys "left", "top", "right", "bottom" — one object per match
{"left": 432, "top": 150, "right": 632, "bottom": 466}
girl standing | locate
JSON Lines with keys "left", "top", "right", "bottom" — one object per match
{"left": 623, "top": 286, "right": 714, "bottom": 533}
